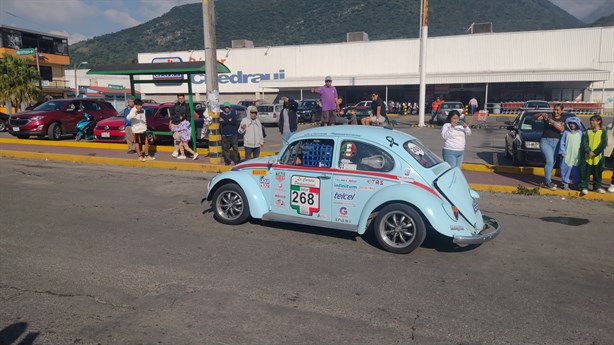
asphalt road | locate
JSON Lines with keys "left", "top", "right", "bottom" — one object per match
{"left": 1, "top": 158, "right": 613, "bottom": 345}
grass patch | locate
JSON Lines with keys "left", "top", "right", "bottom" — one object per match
{"left": 513, "top": 185, "right": 541, "bottom": 195}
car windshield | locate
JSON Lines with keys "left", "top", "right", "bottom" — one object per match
{"left": 525, "top": 102, "right": 549, "bottom": 109}
{"left": 299, "top": 101, "right": 317, "bottom": 108}
{"left": 258, "top": 106, "right": 274, "bottom": 112}
{"left": 144, "top": 107, "right": 158, "bottom": 118}
{"left": 404, "top": 139, "right": 443, "bottom": 168}
{"left": 34, "top": 100, "right": 69, "bottom": 111}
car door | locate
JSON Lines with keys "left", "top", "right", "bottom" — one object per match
{"left": 64, "top": 100, "right": 84, "bottom": 132}
{"left": 332, "top": 140, "right": 396, "bottom": 226}
{"left": 268, "top": 138, "right": 335, "bottom": 223}
{"left": 150, "top": 106, "right": 172, "bottom": 131}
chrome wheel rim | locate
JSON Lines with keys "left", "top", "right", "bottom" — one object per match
{"left": 53, "top": 126, "right": 61, "bottom": 139}
{"left": 216, "top": 190, "right": 244, "bottom": 221}
{"left": 380, "top": 211, "right": 417, "bottom": 249}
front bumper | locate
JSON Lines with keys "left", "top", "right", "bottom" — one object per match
{"left": 453, "top": 215, "right": 502, "bottom": 245}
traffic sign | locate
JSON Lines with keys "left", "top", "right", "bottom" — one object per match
{"left": 16, "top": 48, "right": 35, "bottom": 56}
{"left": 108, "top": 84, "right": 125, "bottom": 90}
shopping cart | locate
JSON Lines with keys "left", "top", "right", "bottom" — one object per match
{"left": 471, "top": 110, "right": 489, "bottom": 128}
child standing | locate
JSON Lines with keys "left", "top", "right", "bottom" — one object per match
{"left": 558, "top": 117, "right": 583, "bottom": 190}
{"left": 126, "top": 98, "right": 154, "bottom": 161}
{"left": 171, "top": 114, "right": 199, "bottom": 160}
{"left": 579, "top": 115, "right": 608, "bottom": 195}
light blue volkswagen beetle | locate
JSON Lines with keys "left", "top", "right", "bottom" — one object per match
{"left": 204, "top": 126, "right": 501, "bottom": 254}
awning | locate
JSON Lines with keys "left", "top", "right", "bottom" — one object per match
{"left": 86, "top": 61, "right": 231, "bottom": 76}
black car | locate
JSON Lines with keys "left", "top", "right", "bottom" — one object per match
{"left": 504, "top": 110, "right": 580, "bottom": 166}
{"left": 296, "top": 99, "right": 321, "bottom": 122}
{"left": 0, "top": 111, "right": 9, "bottom": 132}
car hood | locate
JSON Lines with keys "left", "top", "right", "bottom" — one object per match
{"left": 12, "top": 110, "right": 50, "bottom": 118}
{"left": 96, "top": 116, "right": 125, "bottom": 126}
{"left": 434, "top": 167, "right": 483, "bottom": 230}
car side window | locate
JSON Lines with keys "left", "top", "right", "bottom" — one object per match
{"left": 66, "top": 103, "right": 76, "bottom": 112}
{"left": 82, "top": 101, "right": 100, "bottom": 111}
{"left": 338, "top": 140, "right": 394, "bottom": 172}
{"left": 156, "top": 107, "right": 171, "bottom": 118}
{"left": 279, "top": 139, "right": 334, "bottom": 167}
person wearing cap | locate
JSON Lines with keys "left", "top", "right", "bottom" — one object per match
{"left": 311, "top": 76, "right": 339, "bottom": 126}
{"left": 238, "top": 106, "right": 265, "bottom": 160}
{"left": 219, "top": 102, "right": 240, "bottom": 165}
{"left": 122, "top": 96, "right": 136, "bottom": 154}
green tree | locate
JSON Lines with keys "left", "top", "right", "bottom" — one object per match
{"left": 0, "top": 53, "right": 41, "bottom": 113}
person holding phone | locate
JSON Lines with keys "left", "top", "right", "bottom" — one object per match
{"left": 533, "top": 103, "right": 566, "bottom": 190}
{"left": 441, "top": 110, "right": 471, "bottom": 168}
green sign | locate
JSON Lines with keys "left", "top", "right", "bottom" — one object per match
{"left": 16, "top": 48, "right": 35, "bottom": 56}
{"left": 108, "top": 84, "right": 125, "bottom": 90}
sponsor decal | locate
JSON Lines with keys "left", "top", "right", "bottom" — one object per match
{"left": 450, "top": 225, "right": 464, "bottom": 231}
{"left": 252, "top": 169, "right": 267, "bottom": 176}
{"left": 274, "top": 193, "right": 286, "bottom": 198}
{"left": 335, "top": 177, "right": 358, "bottom": 183}
{"left": 399, "top": 177, "right": 416, "bottom": 184}
{"left": 367, "top": 179, "right": 384, "bottom": 186}
{"left": 259, "top": 177, "right": 270, "bottom": 188}
{"left": 339, "top": 207, "right": 348, "bottom": 216}
{"left": 473, "top": 199, "right": 480, "bottom": 213}
{"left": 403, "top": 167, "right": 412, "bottom": 176}
{"left": 358, "top": 185, "right": 375, "bottom": 191}
{"left": 334, "top": 183, "right": 358, "bottom": 191}
{"left": 275, "top": 172, "right": 286, "bottom": 182}
{"left": 341, "top": 142, "right": 357, "bottom": 158}
{"left": 275, "top": 199, "right": 286, "bottom": 208}
{"left": 316, "top": 214, "right": 329, "bottom": 220}
{"left": 340, "top": 162, "right": 357, "bottom": 170}
{"left": 334, "top": 192, "right": 355, "bottom": 200}
{"left": 335, "top": 217, "right": 351, "bottom": 223}
{"left": 290, "top": 176, "right": 320, "bottom": 216}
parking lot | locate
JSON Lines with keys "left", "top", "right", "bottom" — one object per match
{"left": 1, "top": 159, "right": 613, "bottom": 344}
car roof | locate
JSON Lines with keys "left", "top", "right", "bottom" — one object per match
{"left": 291, "top": 124, "right": 416, "bottom": 143}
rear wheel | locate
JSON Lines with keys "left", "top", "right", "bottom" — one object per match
{"left": 0, "top": 120, "right": 6, "bottom": 132}
{"left": 212, "top": 183, "right": 250, "bottom": 225}
{"left": 373, "top": 204, "right": 426, "bottom": 254}
{"left": 47, "top": 123, "right": 61, "bottom": 140}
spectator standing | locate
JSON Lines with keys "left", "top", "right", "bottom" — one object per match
{"left": 311, "top": 76, "right": 339, "bottom": 126}
{"left": 238, "top": 106, "right": 265, "bottom": 160}
{"left": 579, "top": 115, "right": 608, "bottom": 195}
{"left": 558, "top": 116, "right": 583, "bottom": 190}
{"left": 603, "top": 121, "right": 614, "bottom": 192}
{"left": 441, "top": 110, "right": 471, "bottom": 168}
{"left": 468, "top": 97, "right": 478, "bottom": 116}
{"left": 219, "top": 102, "right": 240, "bottom": 165}
{"left": 171, "top": 114, "right": 199, "bottom": 160}
{"left": 126, "top": 98, "right": 154, "bottom": 161}
{"left": 533, "top": 104, "right": 566, "bottom": 190}
{"left": 123, "top": 97, "right": 136, "bottom": 154}
{"left": 361, "top": 92, "right": 387, "bottom": 126}
{"left": 279, "top": 96, "right": 298, "bottom": 145}
{"left": 171, "top": 94, "right": 190, "bottom": 158}
{"left": 429, "top": 96, "right": 442, "bottom": 124}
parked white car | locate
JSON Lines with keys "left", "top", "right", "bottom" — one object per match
{"left": 257, "top": 103, "right": 283, "bottom": 125}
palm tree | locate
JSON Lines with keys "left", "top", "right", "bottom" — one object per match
{"left": 0, "top": 52, "right": 41, "bottom": 113}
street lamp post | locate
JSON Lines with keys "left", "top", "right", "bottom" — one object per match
{"left": 74, "top": 61, "right": 88, "bottom": 97}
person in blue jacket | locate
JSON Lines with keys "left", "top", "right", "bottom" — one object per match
{"left": 219, "top": 102, "right": 239, "bottom": 165}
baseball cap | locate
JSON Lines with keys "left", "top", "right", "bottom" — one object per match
{"left": 223, "top": 102, "right": 231, "bottom": 108}
{"left": 325, "top": 76, "right": 332, "bottom": 82}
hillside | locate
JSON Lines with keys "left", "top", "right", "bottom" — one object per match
{"left": 69, "top": 0, "right": 583, "bottom": 65}
{"left": 588, "top": 13, "right": 614, "bottom": 27}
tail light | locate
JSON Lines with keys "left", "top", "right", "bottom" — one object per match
{"left": 451, "top": 205, "right": 459, "bottom": 221}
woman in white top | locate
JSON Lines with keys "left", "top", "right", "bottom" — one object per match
{"left": 441, "top": 110, "right": 471, "bottom": 168}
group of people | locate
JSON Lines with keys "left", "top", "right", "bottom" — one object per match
{"left": 535, "top": 104, "right": 614, "bottom": 195}
{"left": 387, "top": 100, "right": 419, "bottom": 115}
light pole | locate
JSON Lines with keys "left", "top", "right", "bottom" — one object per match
{"left": 74, "top": 61, "right": 88, "bottom": 97}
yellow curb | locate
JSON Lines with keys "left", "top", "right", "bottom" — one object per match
{"left": 470, "top": 183, "right": 614, "bottom": 201}
{"left": 462, "top": 162, "right": 613, "bottom": 179}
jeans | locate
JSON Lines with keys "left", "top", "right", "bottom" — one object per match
{"left": 244, "top": 146, "right": 261, "bottom": 160}
{"left": 222, "top": 135, "right": 239, "bottom": 164}
{"left": 282, "top": 131, "right": 295, "bottom": 146}
{"left": 540, "top": 137, "right": 560, "bottom": 183}
{"left": 442, "top": 149, "right": 464, "bottom": 168}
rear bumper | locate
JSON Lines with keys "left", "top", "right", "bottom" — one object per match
{"left": 453, "top": 215, "right": 501, "bottom": 245}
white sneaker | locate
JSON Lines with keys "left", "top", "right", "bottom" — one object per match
{"left": 177, "top": 155, "right": 186, "bottom": 160}
{"left": 171, "top": 151, "right": 179, "bottom": 158}
{"left": 608, "top": 185, "right": 614, "bottom": 193}
{"left": 596, "top": 188, "right": 606, "bottom": 194}
{"left": 580, "top": 189, "right": 588, "bottom": 196}
{"left": 192, "top": 153, "right": 199, "bottom": 160}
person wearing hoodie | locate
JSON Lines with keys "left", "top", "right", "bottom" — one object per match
{"left": 279, "top": 96, "right": 298, "bottom": 145}
{"left": 219, "top": 102, "right": 239, "bottom": 165}
{"left": 238, "top": 106, "right": 265, "bottom": 160}
{"left": 558, "top": 116, "right": 583, "bottom": 190}
{"left": 579, "top": 115, "right": 608, "bottom": 195}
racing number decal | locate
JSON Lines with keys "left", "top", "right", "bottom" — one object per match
{"left": 290, "top": 176, "right": 320, "bottom": 216}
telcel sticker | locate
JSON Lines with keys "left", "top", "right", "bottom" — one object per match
{"left": 290, "top": 176, "right": 320, "bottom": 216}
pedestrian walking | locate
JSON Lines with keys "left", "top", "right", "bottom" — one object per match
{"left": 468, "top": 97, "right": 478, "bottom": 116}
{"left": 579, "top": 115, "right": 608, "bottom": 195}
{"left": 558, "top": 116, "right": 583, "bottom": 190}
{"left": 429, "top": 96, "right": 442, "bottom": 124}
{"left": 279, "top": 96, "right": 298, "bottom": 146}
{"left": 219, "top": 102, "right": 240, "bottom": 165}
{"left": 126, "top": 98, "right": 154, "bottom": 161}
{"left": 238, "top": 106, "right": 265, "bottom": 160}
{"left": 533, "top": 104, "right": 566, "bottom": 190}
{"left": 171, "top": 114, "right": 199, "bottom": 160}
{"left": 603, "top": 121, "right": 614, "bottom": 192}
{"left": 123, "top": 96, "right": 136, "bottom": 154}
{"left": 311, "top": 76, "right": 339, "bottom": 126}
{"left": 361, "top": 92, "right": 386, "bottom": 126}
{"left": 441, "top": 110, "right": 471, "bottom": 168}
{"left": 171, "top": 94, "right": 190, "bottom": 158}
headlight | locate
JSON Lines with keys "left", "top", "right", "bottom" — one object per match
{"left": 524, "top": 141, "right": 540, "bottom": 149}
{"left": 118, "top": 126, "right": 125, "bottom": 130}
{"left": 30, "top": 116, "right": 46, "bottom": 121}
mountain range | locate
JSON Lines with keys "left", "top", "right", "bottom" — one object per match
{"left": 69, "top": 0, "right": 611, "bottom": 66}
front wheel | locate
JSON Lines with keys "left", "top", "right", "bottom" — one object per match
{"left": 47, "top": 123, "right": 61, "bottom": 140}
{"left": 373, "top": 204, "right": 426, "bottom": 254}
{"left": 212, "top": 183, "right": 250, "bottom": 225}
{"left": 0, "top": 120, "right": 6, "bottom": 132}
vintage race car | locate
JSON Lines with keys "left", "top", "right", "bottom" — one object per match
{"left": 204, "top": 126, "right": 501, "bottom": 254}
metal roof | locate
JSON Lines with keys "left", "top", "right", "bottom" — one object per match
{"left": 87, "top": 61, "right": 231, "bottom": 76}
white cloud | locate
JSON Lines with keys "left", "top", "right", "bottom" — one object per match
{"left": 138, "top": 0, "right": 199, "bottom": 21}
{"left": 549, "top": 0, "right": 612, "bottom": 20}
{"left": 103, "top": 9, "right": 141, "bottom": 28}
{"left": 49, "top": 30, "right": 89, "bottom": 44}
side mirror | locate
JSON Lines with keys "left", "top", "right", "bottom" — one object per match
{"left": 267, "top": 159, "right": 276, "bottom": 170}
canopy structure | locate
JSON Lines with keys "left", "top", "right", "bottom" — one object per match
{"left": 87, "top": 61, "right": 231, "bottom": 151}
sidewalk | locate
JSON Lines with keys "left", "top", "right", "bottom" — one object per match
{"left": 1, "top": 138, "right": 612, "bottom": 201}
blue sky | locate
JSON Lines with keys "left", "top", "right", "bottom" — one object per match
{"left": 0, "top": 0, "right": 612, "bottom": 45}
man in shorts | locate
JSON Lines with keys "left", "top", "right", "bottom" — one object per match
{"left": 361, "top": 92, "right": 387, "bottom": 126}
{"left": 311, "top": 76, "right": 339, "bottom": 126}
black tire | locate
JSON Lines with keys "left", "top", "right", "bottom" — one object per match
{"left": 512, "top": 146, "right": 525, "bottom": 166}
{"left": 373, "top": 204, "right": 426, "bottom": 254}
{"left": 47, "top": 123, "right": 61, "bottom": 140}
{"left": 212, "top": 183, "right": 250, "bottom": 225}
{"left": 0, "top": 120, "right": 6, "bottom": 132}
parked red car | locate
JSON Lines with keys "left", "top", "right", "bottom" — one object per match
{"left": 94, "top": 103, "right": 179, "bottom": 143}
{"left": 8, "top": 98, "right": 117, "bottom": 140}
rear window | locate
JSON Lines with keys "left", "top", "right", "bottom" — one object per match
{"left": 404, "top": 139, "right": 443, "bottom": 168}
{"left": 258, "top": 106, "right": 274, "bottom": 112}
{"left": 34, "top": 100, "right": 68, "bottom": 111}
{"left": 441, "top": 103, "right": 462, "bottom": 109}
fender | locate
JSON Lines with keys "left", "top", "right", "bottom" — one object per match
{"left": 357, "top": 183, "right": 458, "bottom": 236}
{"left": 206, "top": 171, "right": 270, "bottom": 218}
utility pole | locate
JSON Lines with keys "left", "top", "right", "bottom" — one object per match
{"left": 203, "top": 0, "right": 222, "bottom": 164}
{"left": 418, "top": 0, "right": 428, "bottom": 127}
